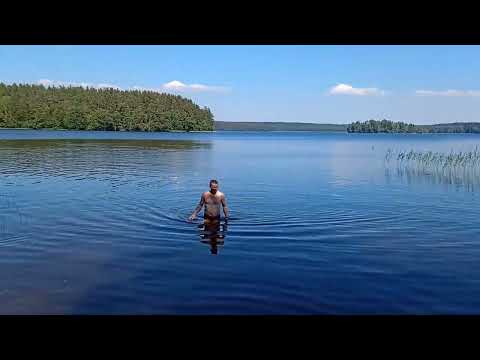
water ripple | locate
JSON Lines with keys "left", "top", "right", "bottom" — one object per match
{"left": 2, "top": 132, "right": 480, "bottom": 314}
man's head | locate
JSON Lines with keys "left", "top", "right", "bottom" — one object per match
{"left": 209, "top": 179, "right": 218, "bottom": 194}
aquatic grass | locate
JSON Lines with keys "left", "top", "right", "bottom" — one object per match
{"left": 385, "top": 146, "right": 480, "bottom": 170}
{"left": 384, "top": 146, "right": 480, "bottom": 190}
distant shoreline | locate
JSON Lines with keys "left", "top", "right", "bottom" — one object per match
{"left": 2, "top": 121, "right": 480, "bottom": 134}
{"left": 215, "top": 121, "right": 480, "bottom": 133}
{"left": 214, "top": 121, "right": 347, "bottom": 132}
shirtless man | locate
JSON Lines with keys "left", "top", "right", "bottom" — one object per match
{"left": 188, "top": 179, "right": 229, "bottom": 226}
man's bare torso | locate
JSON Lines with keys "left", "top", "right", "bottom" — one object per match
{"left": 203, "top": 191, "right": 224, "bottom": 219}
{"left": 189, "top": 182, "right": 228, "bottom": 223}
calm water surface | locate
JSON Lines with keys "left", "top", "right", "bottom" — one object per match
{"left": 1, "top": 129, "right": 480, "bottom": 314}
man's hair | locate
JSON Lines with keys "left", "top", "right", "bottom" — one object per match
{"left": 209, "top": 179, "right": 218, "bottom": 186}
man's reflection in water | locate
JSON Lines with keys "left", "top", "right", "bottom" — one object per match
{"left": 199, "top": 218, "right": 227, "bottom": 255}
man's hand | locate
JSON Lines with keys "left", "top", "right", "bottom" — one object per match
{"left": 188, "top": 194, "right": 205, "bottom": 222}
{"left": 221, "top": 194, "right": 229, "bottom": 222}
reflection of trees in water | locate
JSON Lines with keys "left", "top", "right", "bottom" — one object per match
{"left": 385, "top": 165, "right": 480, "bottom": 192}
{"left": 0, "top": 140, "right": 212, "bottom": 180}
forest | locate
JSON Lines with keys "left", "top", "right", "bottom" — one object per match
{"left": 1, "top": 84, "right": 479, "bottom": 134}
{"left": 0, "top": 83, "right": 214, "bottom": 131}
{"left": 347, "top": 119, "right": 480, "bottom": 133}
{"left": 347, "top": 119, "right": 422, "bottom": 133}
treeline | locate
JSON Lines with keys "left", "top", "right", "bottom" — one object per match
{"left": 423, "top": 122, "right": 480, "bottom": 133}
{"left": 348, "top": 119, "right": 480, "bottom": 133}
{"left": 214, "top": 121, "right": 346, "bottom": 131}
{"left": 347, "top": 119, "right": 421, "bottom": 133}
{"left": 0, "top": 83, "right": 214, "bottom": 131}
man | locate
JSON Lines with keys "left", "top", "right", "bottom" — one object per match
{"left": 188, "top": 179, "right": 229, "bottom": 225}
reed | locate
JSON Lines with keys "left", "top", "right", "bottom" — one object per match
{"left": 385, "top": 146, "right": 480, "bottom": 170}
{"left": 384, "top": 147, "right": 480, "bottom": 190}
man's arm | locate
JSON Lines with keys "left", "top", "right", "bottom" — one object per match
{"left": 221, "top": 194, "right": 229, "bottom": 221}
{"left": 189, "top": 194, "right": 205, "bottom": 220}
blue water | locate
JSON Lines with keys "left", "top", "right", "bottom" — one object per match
{"left": 1, "top": 129, "right": 480, "bottom": 314}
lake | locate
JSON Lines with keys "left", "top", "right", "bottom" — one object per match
{"left": 1, "top": 129, "right": 480, "bottom": 314}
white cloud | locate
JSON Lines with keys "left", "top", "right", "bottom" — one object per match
{"left": 163, "top": 80, "right": 188, "bottom": 90}
{"left": 162, "top": 80, "right": 229, "bottom": 93}
{"left": 329, "top": 83, "right": 385, "bottom": 96}
{"left": 415, "top": 89, "right": 480, "bottom": 97}
{"left": 38, "top": 79, "right": 122, "bottom": 90}
{"left": 131, "top": 81, "right": 229, "bottom": 94}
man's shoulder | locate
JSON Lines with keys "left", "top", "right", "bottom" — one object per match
{"left": 202, "top": 191, "right": 210, "bottom": 197}
{"left": 218, "top": 191, "right": 225, "bottom": 197}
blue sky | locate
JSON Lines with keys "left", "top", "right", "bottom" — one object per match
{"left": 1, "top": 45, "right": 479, "bottom": 124}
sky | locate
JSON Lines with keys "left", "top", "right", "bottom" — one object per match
{"left": 1, "top": 45, "right": 480, "bottom": 125}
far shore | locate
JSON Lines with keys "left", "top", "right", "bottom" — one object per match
{"left": 2, "top": 123, "right": 480, "bottom": 134}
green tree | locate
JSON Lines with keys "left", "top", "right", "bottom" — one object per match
{"left": 0, "top": 82, "right": 215, "bottom": 132}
